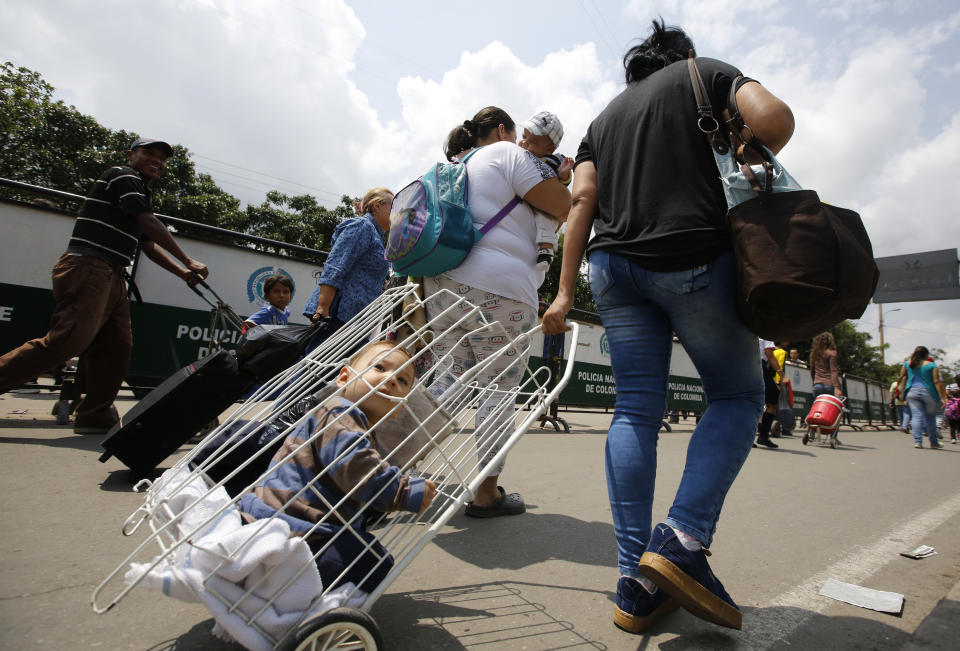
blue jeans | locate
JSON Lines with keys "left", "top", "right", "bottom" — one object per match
{"left": 901, "top": 403, "right": 912, "bottom": 430}
{"left": 906, "top": 384, "right": 940, "bottom": 445}
{"left": 812, "top": 383, "right": 834, "bottom": 399}
{"left": 589, "top": 249, "right": 763, "bottom": 577}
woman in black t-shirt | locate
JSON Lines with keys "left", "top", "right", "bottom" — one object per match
{"left": 543, "top": 19, "right": 794, "bottom": 635}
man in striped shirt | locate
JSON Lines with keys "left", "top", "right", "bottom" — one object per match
{"left": 0, "top": 138, "right": 209, "bottom": 433}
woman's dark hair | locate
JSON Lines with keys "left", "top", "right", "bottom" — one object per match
{"left": 909, "top": 345, "right": 930, "bottom": 368}
{"left": 263, "top": 274, "right": 293, "bottom": 295}
{"left": 623, "top": 18, "right": 695, "bottom": 84}
{"left": 443, "top": 106, "right": 515, "bottom": 161}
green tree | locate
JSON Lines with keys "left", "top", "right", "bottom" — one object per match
{"left": 929, "top": 348, "right": 957, "bottom": 386}
{"left": 538, "top": 233, "right": 595, "bottom": 312}
{"left": 1, "top": 62, "right": 125, "bottom": 199}
{"left": 0, "top": 61, "right": 244, "bottom": 224}
{"left": 238, "top": 192, "right": 356, "bottom": 252}
{"left": 151, "top": 146, "right": 242, "bottom": 227}
{"left": 0, "top": 61, "right": 356, "bottom": 256}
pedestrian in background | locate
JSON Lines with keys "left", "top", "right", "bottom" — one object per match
{"left": 888, "top": 378, "right": 906, "bottom": 432}
{"left": 304, "top": 187, "right": 393, "bottom": 347}
{"left": 944, "top": 384, "right": 959, "bottom": 443}
{"left": 243, "top": 275, "right": 293, "bottom": 329}
{"left": 0, "top": 138, "right": 209, "bottom": 434}
{"left": 755, "top": 339, "right": 787, "bottom": 448}
{"left": 897, "top": 346, "right": 947, "bottom": 449}
{"left": 809, "top": 332, "right": 842, "bottom": 400}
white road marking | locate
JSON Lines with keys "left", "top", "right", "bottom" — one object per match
{"left": 741, "top": 492, "right": 960, "bottom": 649}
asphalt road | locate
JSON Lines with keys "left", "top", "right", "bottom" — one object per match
{"left": 1, "top": 388, "right": 958, "bottom": 650}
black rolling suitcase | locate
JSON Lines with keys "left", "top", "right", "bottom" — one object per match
{"left": 99, "top": 349, "right": 255, "bottom": 478}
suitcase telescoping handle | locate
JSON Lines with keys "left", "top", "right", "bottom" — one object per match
{"left": 187, "top": 275, "right": 245, "bottom": 330}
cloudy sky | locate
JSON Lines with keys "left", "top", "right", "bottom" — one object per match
{"left": 3, "top": 0, "right": 959, "bottom": 367}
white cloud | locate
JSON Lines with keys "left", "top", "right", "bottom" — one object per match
{"left": 860, "top": 112, "right": 960, "bottom": 256}
{"left": 2, "top": 0, "right": 958, "bottom": 365}
{"left": 811, "top": 0, "right": 904, "bottom": 21}
{"left": 624, "top": 0, "right": 777, "bottom": 53}
{"left": 2, "top": 0, "right": 379, "bottom": 204}
{"left": 392, "top": 41, "right": 616, "bottom": 180}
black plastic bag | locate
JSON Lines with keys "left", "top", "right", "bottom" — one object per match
{"left": 236, "top": 322, "right": 325, "bottom": 383}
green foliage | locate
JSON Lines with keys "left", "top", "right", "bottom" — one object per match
{"left": 0, "top": 62, "right": 129, "bottom": 201}
{"left": 783, "top": 320, "right": 897, "bottom": 384}
{"left": 538, "top": 233, "right": 595, "bottom": 312}
{"left": 237, "top": 192, "right": 357, "bottom": 251}
{"left": 0, "top": 61, "right": 353, "bottom": 255}
{"left": 929, "top": 348, "right": 957, "bottom": 385}
{"left": 151, "top": 147, "right": 242, "bottom": 227}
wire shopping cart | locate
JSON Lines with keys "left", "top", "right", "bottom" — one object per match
{"left": 92, "top": 282, "right": 579, "bottom": 650}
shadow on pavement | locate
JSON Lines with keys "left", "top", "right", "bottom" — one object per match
{"left": 753, "top": 447, "right": 817, "bottom": 457}
{"left": 644, "top": 604, "right": 915, "bottom": 650}
{"left": 99, "top": 469, "right": 139, "bottom": 492}
{"left": 98, "top": 465, "right": 174, "bottom": 492}
{"left": 374, "top": 581, "right": 609, "bottom": 651}
{"left": 0, "top": 416, "right": 67, "bottom": 429}
{"left": 0, "top": 430, "right": 104, "bottom": 452}
{"left": 143, "top": 618, "right": 242, "bottom": 650}
{"left": 431, "top": 511, "right": 616, "bottom": 570}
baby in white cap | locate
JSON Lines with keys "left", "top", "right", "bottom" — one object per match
{"left": 517, "top": 111, "right": 573, "bottom": 279}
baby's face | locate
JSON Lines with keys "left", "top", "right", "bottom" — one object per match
{"left": 265, "top": 284, "right": 291, "bottom": 311}
{"left": 518, "top": 128, "right": 556, "bottom": 157}
{"left": 337, "top": 346, "right": 414, "bottom": 422}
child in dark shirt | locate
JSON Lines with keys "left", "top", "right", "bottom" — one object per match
{"left": 239, "top": 340, "right": 437, "bottom": 592}
{"left": 244, "top": 275, "right": 293, "bottom": 329}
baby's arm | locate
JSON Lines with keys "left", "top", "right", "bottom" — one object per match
{"left": 557, "top": 156, "right": 574, "bottom": 184}
{"left": 317, "top": 420, "right": 430, "bottom": 514}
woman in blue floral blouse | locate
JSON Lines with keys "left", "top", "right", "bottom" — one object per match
{"left": 304, "top": 187, "right": 393, "bottom": 338}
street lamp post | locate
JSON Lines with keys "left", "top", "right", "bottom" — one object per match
{"left": 878, "top": 305, "right": 901, "bottom": 365}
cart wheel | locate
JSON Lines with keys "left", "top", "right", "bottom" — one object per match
{"left": 801, "top": 433, "right": 808, "bottom": 445}
{"left": 282, "top": 607, "right": 382, "bottom": 651}
{"left": 830, "top": 437, "right": 838, "bottom": 449}
{"left": 53, "top": 400, "right": 71, "bottom": 426}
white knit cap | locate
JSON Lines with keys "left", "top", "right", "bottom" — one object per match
{"left": 518, "top": 111, "right": 564, "bottom": 148}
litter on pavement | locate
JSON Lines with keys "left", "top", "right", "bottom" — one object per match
{"left": 819, "top": 578, "right": 904, "bottom": 614}
{"left": 900, "top": 545, "right": 937, "bottom": 560}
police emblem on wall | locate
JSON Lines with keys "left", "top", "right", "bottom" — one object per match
{"left": 600, "top": 332, "right": 610, "bottom": 358}
{"left": 246, "top": 266, "right": 295, "bottom": 306}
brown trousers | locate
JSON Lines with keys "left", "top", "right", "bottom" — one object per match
{"left": 0, "top": 253, "right": 132, "bottom": 422}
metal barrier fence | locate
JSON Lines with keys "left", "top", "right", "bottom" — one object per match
{"left": 544, "top": 321, "right": 898, "bottom": 430}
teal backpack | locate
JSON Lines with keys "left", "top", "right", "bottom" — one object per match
{"left": 385, "top": 148, "right": 520, "bottom": 277}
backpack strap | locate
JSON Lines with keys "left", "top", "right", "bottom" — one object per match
{"left": 459, "top": 146, "right": 523, "bottom": 237}
{"left": 478, "top": 196, "right": 522, "bottom": 236}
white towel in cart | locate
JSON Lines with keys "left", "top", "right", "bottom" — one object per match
{"left": 125, "top": 467, "right": 366, "bottom": 650}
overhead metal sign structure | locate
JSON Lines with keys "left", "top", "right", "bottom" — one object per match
{"left": 872, "top": 248, "right": 960, "bottom": 303}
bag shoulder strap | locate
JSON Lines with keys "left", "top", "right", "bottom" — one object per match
{"left": 726, "top": 76, "right": 748, "bottom": 139}
{"left": 458, "top": 146, "right": 523, "bottom": 237}
{"left": 478, "top": 196, "right": 522, "bottom": 235}
{"left": 725, "top": 74, "right": 770, "bottom": 167}
{"left": 687, "top": 54, "right": 775, "bottom": 193}
{"left": 686, "top": 52, "right": 729, "bottom": 155}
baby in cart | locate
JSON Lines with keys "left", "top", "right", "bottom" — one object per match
{"left": 238, "top": 340, "right": 437, "bottom": 593}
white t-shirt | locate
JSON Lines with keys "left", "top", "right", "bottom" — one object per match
{"left": 442, "top": 141, "right": 556, "bottom": 309}
{"left": 758, "top": 338, "right": 775, "bottom": 361}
